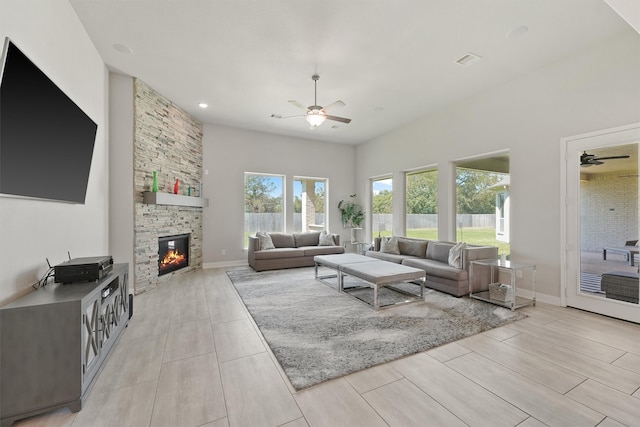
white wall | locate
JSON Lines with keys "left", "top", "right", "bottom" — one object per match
{"left": 355, "top": 31, "right": 640, "bottom": 302}
{"left": 201, "top": 124, "right": 356, "bottom": 267}
{"left": 0, "top": 0, "right": 108, "bottom": 305}
{"left": 109, "top": 73, "right": 134, "bottom": 282}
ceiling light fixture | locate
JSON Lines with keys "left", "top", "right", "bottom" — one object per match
{"left": 198, "top": 102, "right": 208, "bottom": 108}
{"left": 306, "top": 108, "right": 326, "bottom": 127}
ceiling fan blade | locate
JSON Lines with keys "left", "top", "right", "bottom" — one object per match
{"left": 288, "top": 100, "right": 309, "bottom": 111}
{"left": 325, "top": 115, "right": 351, "bottom": 124}
{"left": 271, "top": 114, "right": 305, "bottom": 119}
{"left": 322, "top": 100, "right": 345, "bottom": 111}
{"left": 593, "top": 155, "right": 630, "bottom": 161}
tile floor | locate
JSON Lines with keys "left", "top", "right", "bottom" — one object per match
{"left": 12, "top": 267, "right": 640, "bottom": 427}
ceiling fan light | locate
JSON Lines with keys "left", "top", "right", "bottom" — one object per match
{"left": 306, "top": 111, "right": 326, "bottom": 127}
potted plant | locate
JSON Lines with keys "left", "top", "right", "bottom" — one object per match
{"left": 338, "top": 194, "right": 365, "bottom": 228}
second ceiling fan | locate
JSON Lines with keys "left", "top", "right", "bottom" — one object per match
{"left": 272, "top": 74, "right": 352, "bottom": 127}
{"left": 580, "top": 151, "right": 630, "bottom": 167}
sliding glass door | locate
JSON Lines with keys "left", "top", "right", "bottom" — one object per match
{"left": 562, "top": 124, "right": 639, "bottom": 323}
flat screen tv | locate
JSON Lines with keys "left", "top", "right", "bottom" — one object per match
{"left": 0, "top": 38, "right": 97, "bottom": 204}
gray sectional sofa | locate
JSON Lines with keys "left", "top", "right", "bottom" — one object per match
{"left": 366, "top": 236, "right": 498, "bottom": 297}
{"left": 248, "top": 231, "right": 345, "bottom": 271}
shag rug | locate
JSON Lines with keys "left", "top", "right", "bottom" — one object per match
{"left": 226, "top": 266, "right": 526, "bottom": 390}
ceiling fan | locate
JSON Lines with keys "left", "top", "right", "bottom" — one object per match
{"left": 580, "top": 151, "right": 630, "bottom": 167}
{"left": 271, "top": 74, "right": 352, "bottom": 127}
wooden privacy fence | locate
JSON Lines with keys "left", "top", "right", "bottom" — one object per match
{"left": 245, "top": 213, "right": 495, "bottom": 232}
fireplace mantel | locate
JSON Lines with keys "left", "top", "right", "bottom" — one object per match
{"left": 143, "top": 191, "right": 209, "bottom": 208}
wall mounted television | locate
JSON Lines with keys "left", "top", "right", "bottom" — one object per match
{"left": 0, "top": 38, "right": 97, "bottom": 204}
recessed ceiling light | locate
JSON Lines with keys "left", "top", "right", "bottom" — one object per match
{"left": 506, "top": 25, "right": 528, "bottom": 39}
{"left": 198, "top": 102, "right": 208, "bottom": 108}
{"left": 112, "top": 43, "right": 133, "bottom": 55}
{"left": 455, "top": 52, "right": 483, "bottom": 67}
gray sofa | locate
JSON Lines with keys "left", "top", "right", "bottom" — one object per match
{"left": 248, "top": 231, "right": 345, "bottom": 271}
{"left": 366, "top": 236, "right": 498, "bottom": 297}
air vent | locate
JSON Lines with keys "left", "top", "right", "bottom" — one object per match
{"left": 455, "top": 52, "right": 483, "bottom": 67}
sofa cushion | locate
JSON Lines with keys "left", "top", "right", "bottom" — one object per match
{"left": 253, "top": 248, "right": 304, "bottom": 260}
{"left": 426, "top": 242, "right": 454, "bottom": 264}
{"left": 380, "top": 236, "right": 400, "bottom": 254}
{"left": 269, "top": 233, "right": 295, "bottom": 248}
{"left": 397, "top": 237, "right": 428, "bottom": 258}
{"left": 402, "top": 258, "right": 468, "bottom": 281}
{"left": 365, "top": 250, "right": 409, "bottom": 264}
{"left": 448, "top": 241, "right": 467, "bottom": 268}
{"left": 302, "top": 246, "right": 345, "bottom": 256}
{"left": 294, "top": 232, "right": 320, "bottom": 247}
{"left": 319, "top": 230, "right": 336, "bottom": 246}
{"left": 256, "top": 231, "right": 275, "bottom": 250}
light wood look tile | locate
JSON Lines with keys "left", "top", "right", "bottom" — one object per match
{"left": 390, "top": 353, "right": 528, "bottom": 427}
{"left": 207, "top": 295, "right": 248, "bottom": 324}
{"left": 220, "top": 352, "right": 301, "bottom": 427}
{"left": 566, "top": 379, "right": 640, "bottom": 426}
{"left": 363, "top": 378, "right": 467, "bottom": 426}
{"left": 150, "top": 353, "right": 226, "bottom": 427}
{"left": 120, "top": 305, "right": 172, "bottom": 342}
{"left": 200, "top": 418, "right": 229, "bottom": 427}
{"left": 170, "top": 297, "right": 210, "bottom": 324}
{"left": 446, "top": 352, "right": 605, "bottom": 426}
{"left": 612, "top": 351, "right": 640, "bottom": 374}
{"left": 504, "top": 333, "right": 640, "bottom": 394}
{"left": 294, "top": 378, "right": 387, "bottom": 427}
{"left": 509, "top": 319, "right": 627, "bottom": 363}
{"left": 597, "top": 418, "right": 628, "bottom": 427}
{"left": 92, "top": 333, "right": 166, "bottom": 393}
{"left": 163, "top": 319, "right": 215, "bottom": 363}
{"left": 72, "top": 380, "right": 157, "bottom": 427}
{"left": 212, "top": 318, "right": 265, "bottom": 362}
{"left": 516, "top": 417, "right": 549, "bottom": 427}
{"left": 281, "top": 417, "right": 310, "bottom": 427}
{"left": 482, "top": 325, "right": 521, "bottom": 341}
{"left": 345, "top": 363, "right": 403, "bottom": 394}
{"left": 426, "top": 341, "right": 472, "bottom": 363}
{"left": 458, "top": 333, "right": 586, "bottom": 394}
{"left": 13, "top": 408, "right": 76, "bottom": 427}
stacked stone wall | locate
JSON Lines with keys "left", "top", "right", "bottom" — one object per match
{"left": 133, "top": 79, "right": 204, "bottom": 293}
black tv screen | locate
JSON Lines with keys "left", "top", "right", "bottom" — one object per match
{"left": 0, "top": 39, "right": 97, "bottom": 204}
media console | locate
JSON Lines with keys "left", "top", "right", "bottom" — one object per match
{"left": 0, "top": 263, "right": 130, "bottom": 427}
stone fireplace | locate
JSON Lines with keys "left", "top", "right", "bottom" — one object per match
{"left": 132, "top": 79, "right": 204, "bottom": 293}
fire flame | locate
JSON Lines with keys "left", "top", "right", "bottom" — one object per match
{"left": 160, "top": 249, "right": 186, "bottom": 268}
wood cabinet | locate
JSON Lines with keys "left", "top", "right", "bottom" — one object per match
{"left": 0, "top": 264, "right": 129, "bottom": 427}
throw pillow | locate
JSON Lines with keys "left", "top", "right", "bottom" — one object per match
{"left": 380, "top": 236, "right": 400, "bottom": 255}
{"left": 448, "top": 241, "right": 467, "bottom": 268}
{"left": 319, "top": 230, "right": 335, "bottom": 246}
{"left": 256, "top": 231, "right": 275, "bottom": 250}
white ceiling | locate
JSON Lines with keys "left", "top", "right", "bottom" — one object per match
{"left": 69, "top": 0, "right": 634, "bottom": 145}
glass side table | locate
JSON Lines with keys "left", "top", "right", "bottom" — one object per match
{"left": 470, "top": 259, "right": 536, "bottom": 310}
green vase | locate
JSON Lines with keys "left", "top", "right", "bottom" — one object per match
{"left": 152, "top": 171, "right": 158, "bottom": 192}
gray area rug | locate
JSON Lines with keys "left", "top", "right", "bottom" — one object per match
{"left": 226, "top": 266, "right": 526, "bottom": 390}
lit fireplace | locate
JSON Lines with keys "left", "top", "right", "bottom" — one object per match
{"left": 158, "top": 234, "right": 190, "bottom": 276}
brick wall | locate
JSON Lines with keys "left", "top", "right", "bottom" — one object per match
{"left": 581, "top": 172, "right": 638, "bottom": 251}
{"left": 133, "top": 79, "right": 204, "bottom": 293}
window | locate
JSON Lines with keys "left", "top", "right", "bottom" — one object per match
{"left": 371, "top": 177, "right": 393, "bottom": 241}
{"left": 455, "top": 159, "right": 509, "bottom": 258}
{"left": 244, "top": 173, "right": 284, "bottom": 248}
{"left": 294, "top": 177, "right": 327, "bottom": 232}
{"left": 406, "top": 169, "right": 438, "bottom": 239}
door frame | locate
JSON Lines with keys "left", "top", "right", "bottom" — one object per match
{"left": 560, "top": 122, "right": 640, "bottom": 323}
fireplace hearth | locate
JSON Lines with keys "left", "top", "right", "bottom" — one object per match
{"left": 158, "top": 234, "right": 190, "bottom": 276}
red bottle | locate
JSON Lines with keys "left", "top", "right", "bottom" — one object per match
{"left": 174, "top": 178, "right": 179, "bottom": 194}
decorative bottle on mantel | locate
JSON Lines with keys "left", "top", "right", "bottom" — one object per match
{"left": 174, "top": 178, "right": 179, "bottom": 194}
{"left": 152, "top": 171, "right": 159, "bottom": 192}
